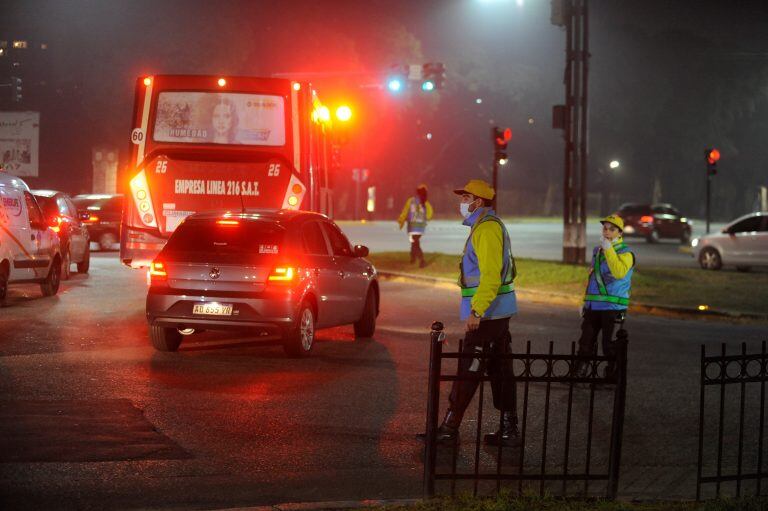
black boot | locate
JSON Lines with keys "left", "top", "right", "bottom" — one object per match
{"left": 417, "top": 409, "right": 461, "bottom": 445}
{"left": 483, "top": 411, "right": 521, "bottom": 447}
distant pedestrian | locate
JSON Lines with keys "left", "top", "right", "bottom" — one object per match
{"left": 417, "top": 179, "right": 520, "bottom": 447}
{"left": 397, "top": 184, "right": 433, "bottom": 268}
{"left": 574, "top": 215, "right": 635, "bottom": 379}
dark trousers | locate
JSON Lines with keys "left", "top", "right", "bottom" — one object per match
{"left": 448, "top": 317, "right": 517, "bottom": 419}
{"left": 409, "top": 234, "right": 424, "bottom": 262}
{"left": 577, "top": 308, "right": 624, "bottom": 374}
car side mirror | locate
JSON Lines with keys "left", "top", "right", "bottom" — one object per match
{"left": 353, "top": 245, "right": 369, "bottom": 258}
{"left": 78, "top": 211, "right": 91, "bottom": 221}
{"left": 721, "top": 227, "right": 732, "bottom": 235}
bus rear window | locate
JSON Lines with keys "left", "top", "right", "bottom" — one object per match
{"left": 153, "top": 92, "right": 285, "bottom": 147}
{"left": 164, "top": 220, "right": 285, "bottom": 260}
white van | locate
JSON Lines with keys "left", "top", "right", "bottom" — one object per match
{"left": 0, "top": 170, "right": 62, "bottom": 304}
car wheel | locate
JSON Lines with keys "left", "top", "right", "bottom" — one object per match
{"left": 99, "top": 232, "right": 117, "bottom": 251}
{"left": 699, "top": 247, "right": 722, "bottom": 270}
{"left": 61, "top": 247, "right": 71, "bottom": 281}
{"left": 149, "top": 325, "right": 183, "bottom": 352}
{"left": 736, "top": 266, "right": 751, "bottom": 273}
{"left": 283, "top": 301, "right": 315, "bottom": 357}
{"left": 353, "top": 287, "right": 377, "bottom": 339}
{"left": 77, "top": 243, "right": 90, "bottom": 274}
{"left": 0, "top": 263, "right": 8, "bottom": 306}
{"left": 680, "top": 229, "right": 691, "bottom": 245}
{"left": 646, "top": 229, "right": 659, "bottom": 243}
{"left": 40, "top": 257, "right": 61, "bottom": 296}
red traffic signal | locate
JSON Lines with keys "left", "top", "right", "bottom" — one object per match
{"left": 706, "top": 148, "right": 720, "bottom": 165}
{"left": 493, "top": 127, "right": 512, "bottom": 147}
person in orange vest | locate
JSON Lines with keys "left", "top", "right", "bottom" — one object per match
{"left": 397, "top": 184, "right": 433, "bottom": 268}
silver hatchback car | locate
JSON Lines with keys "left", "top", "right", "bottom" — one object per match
{"left": 146, "top": 210, "right": 379, "bottom": 356}
{"left": 692, "top": 211, "right": 768, "bottom": 271}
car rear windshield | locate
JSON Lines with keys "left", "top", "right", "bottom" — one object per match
{"left": 73, "top": 197, "right": 123, "bottom": 213}
{"left": 34, "top": 195, "right": 57, "bottom": 217}
{"left": 619, "top": 205, "right": 650, "bottom": 215}
{"left": 163, "top": 220, "right": 286, "bottom": 263}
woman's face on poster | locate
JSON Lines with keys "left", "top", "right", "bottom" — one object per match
{"left": 212, "top": 102, "right": 233, "bottom": 135}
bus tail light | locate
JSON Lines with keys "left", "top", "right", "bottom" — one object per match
{"left": 281, "top": 174, "right": 306, "bottom": 210}
{"left": 216, "top": 219, "right": 239, "bottom": 226}
{"left": 268, "top": 267, "right": 295, "bottom": 282}
{"left": 130, "top": 169, "right": 158, "bottom": 228}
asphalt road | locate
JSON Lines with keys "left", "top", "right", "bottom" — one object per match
{"left": 340, "top": 220, "right": 727, "bottom": 268}
{"left": 0, "top": 253, "right": 765, "bottom": 509}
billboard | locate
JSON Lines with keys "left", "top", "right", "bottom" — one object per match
{"left": 152, "top": 92, "right": 285, "bottom": 146}
{"left": 0, "top": 111, "right": 40, "bottom": 177}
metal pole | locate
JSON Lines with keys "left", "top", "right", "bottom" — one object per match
{"left": 706, "top": 172, "right": 711, "bottom": 234}
{"left": 492, "top": 157, "right": 499, "bottom": 211}
{"left": 578, "top": 0, "right": 590, "bottom": 245}
{"left": 355, "top": 176, "right": 360, "bottom": 221}
{"left": 607, "top": 327, "right": 628, "bottom": 499}
{"left": 562, "top": 0, "right": 575, "bottom": 263}
{"left": 423, "top": 321, "right": 445, "bottom": 498}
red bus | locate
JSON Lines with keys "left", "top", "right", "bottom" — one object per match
{"left": 120, "top": 75, "right": 335, "bottom": 269}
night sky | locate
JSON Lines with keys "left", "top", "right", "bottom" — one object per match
{"left": 1, "top": 0, "right": 767, "bottom": 219}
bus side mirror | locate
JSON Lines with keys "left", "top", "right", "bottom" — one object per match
{"left": 353, "top": 245, "right": 369, "bottom": 258}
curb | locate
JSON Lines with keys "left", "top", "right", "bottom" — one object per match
{"left": 218, "top": 498, "right": 421, "bottom": 511}
{"left": 377, "top": 270, "right": 768, "bottom": 323}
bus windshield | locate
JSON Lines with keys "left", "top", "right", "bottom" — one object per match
{"left": 153, "top": 92, "right": 285, "bottom": 146}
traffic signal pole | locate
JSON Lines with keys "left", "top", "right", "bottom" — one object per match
{"left": 706, "top": 172, "right": 711, "bottom": 234}
{"left": 558, "top": 0, "right": 590, "bottom": 264}
{"left": 492, "top": 157, "right": 499, "bottom": 211}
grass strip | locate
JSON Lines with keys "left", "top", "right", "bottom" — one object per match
{"left": 368, "top": 252, "right": 768, "bottom": 316}
{"left": 382, "top": 493, "right": 767, "bottom": 511}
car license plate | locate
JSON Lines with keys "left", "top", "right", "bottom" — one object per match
{"left": 192, "top": 303, "right": 233, "bottom": 316}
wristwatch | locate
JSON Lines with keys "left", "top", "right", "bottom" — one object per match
{"left": 471, "top": 310, "right": 482, "bottom": 319}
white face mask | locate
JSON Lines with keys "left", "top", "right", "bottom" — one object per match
{"left": 459, "top": 202, "right": 472, "bottom": 218}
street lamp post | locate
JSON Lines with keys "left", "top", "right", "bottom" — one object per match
{"left": 600, "top": 160, "right": 619, "bottom": 216}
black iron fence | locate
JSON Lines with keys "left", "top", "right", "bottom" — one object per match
{"left": 423, "top": 321, "right": 628, "bottom": 499}
{"left": 697, "top": 341, "right": 768, "bottom": 499}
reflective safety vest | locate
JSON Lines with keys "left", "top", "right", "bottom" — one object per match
{"left": 459, "top": 210, "right": 517, "bottom": 320}
{"left": 584, "top": 243, "right": 634, "bottom": 311}
{"left": 407, "top": 197, "right": 428, "bottom": 234}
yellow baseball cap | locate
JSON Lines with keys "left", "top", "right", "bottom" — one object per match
{"left": 453, "top": 179, "right": 495, "bottom": 200}
{"left": 600, "top": 214, "right": 625, "bottom": 231}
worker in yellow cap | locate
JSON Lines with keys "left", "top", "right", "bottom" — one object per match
{"left": 418, "top": 179, "right": 519, "bottom": 447}
{"left": 397, "top": 184, "right": 433, "bottom": 268}
{"left": 574, "top": 214, "right": 635, "bottom": 379}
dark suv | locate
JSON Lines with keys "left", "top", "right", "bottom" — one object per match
{"left": 616, "top": 203, "right": 692, "bottom": 244}
{"left": 72, "top": 194, "right": 124, "bottom": 251}
{"left": 32, "top": 190, "right": 91, "bottom": 279}
{"left": 145, "top": 209, "right": 379, "bottom": 356}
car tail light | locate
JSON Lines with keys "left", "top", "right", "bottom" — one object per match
{"left": 216, "top": 219, "right": 239, "bottom": 226}
{"left": 50, "top": 216, "right": 62, "bottom": 233}
{"left": 148, "top": 260, "right": 168, "bottom": 283}
{"left": 268, "top": 267, "right": 295, "bottom": 282}
{"left": 86, "top": 214, "right": 99, "bottom": 223}
{"left": 130, "top": 169, "right": 158, "bottom": 228}
{"left": 640, "top": 215, "right": 654, "bottom": 224}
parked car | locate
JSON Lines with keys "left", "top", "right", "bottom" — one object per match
{"left": 691, "top": 211, "right": 768, "bottom": 271}
{"left": 32, "top": 190, "right": 91, "bottom": 279}
{"left": 616, "top": 203, "right": 693, "bottom": 244}
{"left": 0, "top": 171, "right": 62, "bottom": 304}
{"left": 145, "top": 209, "right": 379, "bottom": 356}
{"left": 71, "top": 194, "right": 124, "bottom": 251}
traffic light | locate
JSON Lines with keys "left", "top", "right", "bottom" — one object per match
{"left": 421, "top": 62, "right": 446, "bottom": 91}
{"left": 387, "top": 65, "right": 407, "bottom": 93}
{"left": 705, "top": 148, "right": 720, "bottom": 175}
{"left": 11, "top": 76, "right": 22, "bottom": 102}
{"left": 492, "top": 126, "right": 512, "bottom": 163}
